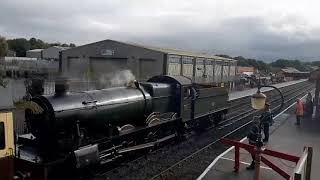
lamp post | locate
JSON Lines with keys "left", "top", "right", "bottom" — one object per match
{"left": 251, "top": 85, "right": 284, "bottom": 180}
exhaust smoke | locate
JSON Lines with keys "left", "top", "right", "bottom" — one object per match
{"left": 98, "top": 70, "right": 136, "bottom": 88}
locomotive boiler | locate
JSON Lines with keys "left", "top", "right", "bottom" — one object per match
{"left": 17, "top": 75, "right": 229, "bottom": 180}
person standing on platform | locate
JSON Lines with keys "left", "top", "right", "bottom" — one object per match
{"left": 295, "top": 99, "right": 304, "bottom": 125}
{"left": 260, "top": 103, "right": 273, "bottom": 143}
{"left": 305, "top": 92, "right": 313, "bottom": 118}
{"left": 246, "top": 120, "right": 260, "bottom": 170}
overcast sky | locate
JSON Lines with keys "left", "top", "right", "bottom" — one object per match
{"left": 1, "top": 0, "right": 320, "bottom": 61}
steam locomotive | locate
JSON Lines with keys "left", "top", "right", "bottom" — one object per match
{"left": 15, "top": 75, "right": 229, "bottom": 179}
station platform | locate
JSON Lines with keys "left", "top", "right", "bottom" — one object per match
{"left": 229, "top": 79, "right": 307, "bottom": 101}
{"left": 198, "top": 96, "right": 319, "bottom": 180}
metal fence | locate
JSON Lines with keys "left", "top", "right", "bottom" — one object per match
{"left": 293, "top": 147, "right": 313, "bottom": 180}
{"left": 0, "top": 57, "right": 59, "bottom": 75}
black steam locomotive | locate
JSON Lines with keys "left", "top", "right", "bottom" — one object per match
{"left": 16, "top": 75, "right": 229, "bottom": 179}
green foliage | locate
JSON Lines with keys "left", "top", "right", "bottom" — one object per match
{"left": 233, "top": 56, "right": 269, "bottom": 71}
{"left": 310, "top": 61, "right": 320, "bottom": 67}
{"left": 0, "top": 36, "right": 8, "bottom": 57}
{"left": 0, "top": 66, "right": 8, "bottom": 87}
{"left": 50, "top": 42, "right": 62, "bottom": 46}
{"left": 5, "top": 36, "right": 76, "bottom": 57}
{"left": 215, "top": 54, "right": 233, "bottom": 59}
{"left": 29, "top": 37, "right": 50, "bottom": 49}
{"left": 7, "top": 38, "right": 31, "bottom": 57}
{"left": 270, "top": 59, "right": 310, "bottom": 71}
{"left": 217, "top": 55, "right": 319, "bottom": 72}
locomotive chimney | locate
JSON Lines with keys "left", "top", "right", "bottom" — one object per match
{"left": 55, "top": 77, "right": 69, "bottom": 96}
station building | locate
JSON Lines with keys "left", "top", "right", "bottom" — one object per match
{"left": 26, "top": 46, "right": 70, "bottom": 61}
{"left": 6, "top": 49, "right": 16, "bottom": 57}
{"left": 43, "top": 46, "right": 70, "bottom": 61}
{"left": 26, "top": 49, "right": 43, "bottom": 59}
{"left": 60, "top": 39, "right": 237, "bottom": 88}
{"left": 276, "top": 67, "right": 310, "bottom": 81}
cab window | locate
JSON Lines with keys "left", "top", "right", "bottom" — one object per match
{"left": 0, "top": 122, "right": 5, "bottom": 149}
{"left": 183, "top": 88, "right": 191, "bottom": 99}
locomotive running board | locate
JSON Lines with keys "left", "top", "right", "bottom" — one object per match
{"left": 99, "top": 133, "right": 177, "bottom": 165}
{"left": 118, "top": 133, "right": 177, "bottom": 154}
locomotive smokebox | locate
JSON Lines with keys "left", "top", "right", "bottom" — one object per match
{"left": 55, "top": 77, "right": 69, "bottom": 96}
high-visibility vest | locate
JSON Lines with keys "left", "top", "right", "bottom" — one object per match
{"left": 296, "top": 101, "right": 304, "bottom": 116}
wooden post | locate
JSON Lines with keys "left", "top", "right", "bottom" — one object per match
{"left": 234, "top": 146, "right": 240, "bottom": 172}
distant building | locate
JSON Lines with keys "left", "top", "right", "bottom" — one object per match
{"left": 43, "top": 46, "right": 70, "bottom": 61}
{"left": 60, "top": 39, "right": 237, "bottom": 88}
{"left": 237, "top": 66, "right": 256, "bottom": 74}
{"left": 6, "top": 50, "right": 16, "bottom": 57}
{"left": 26, "top": 49, "right": 43, "bottom": 59}
{"left": 237, "top": 66, "right": 256, "bottom": 75}
{"left": 276, "top": 67, "right": 309, "bottom": 81}
{"left": 307, "top": 65, "right": 319, "bottom": 71}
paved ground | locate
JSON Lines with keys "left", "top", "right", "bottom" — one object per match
{"left": 229, "top": 79, "right": 307, "bottom": 101}
{"left": 198, "top": 99, "right": 320, "bottom": 180}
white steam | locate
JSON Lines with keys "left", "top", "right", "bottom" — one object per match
{"left": 98, "top": 70, "right": 136, "bottom": 88}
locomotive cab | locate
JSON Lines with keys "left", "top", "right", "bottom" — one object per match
{"left": 0, "top": 111, "right": 15, "bottom": 180}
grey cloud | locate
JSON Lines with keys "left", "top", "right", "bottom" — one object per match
{"left": 1, "top": 1, "right": 320, "bottom": 61}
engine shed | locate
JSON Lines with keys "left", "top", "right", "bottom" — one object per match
{"left": 60, "top": 39, "right": 237, "bottom": 88}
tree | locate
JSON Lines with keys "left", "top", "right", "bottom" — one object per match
{"left": 7, "top": 38, "right": 31, "bottom": 57}
{"left": 0, "top": 65, "right": 8, "bottom": 87}
{"left": 29, "top": 37, "right": 51, "bottom": 49}
{"left": 270, "top": 59, "right": 310, "bottom": 71}
{"left": 233, "top": 56, "right": 270, "bottom": 71}
{"left": 215, "top": 54, "right": 233, "bottom": 59}
{"left": 0, "top": 36, "right": 8, "bottom": 57}
{"left": 29, "top": 38, "right": 37, "bottom": 48}
{"left": 311, "top": 61, "right": 320, "bottom": 67}
{"left": 50, "top": 42, "right": 61, "bottom": 46}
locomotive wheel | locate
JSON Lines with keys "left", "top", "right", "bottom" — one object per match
{"left": 194, "top": 117, "right": 212, "bottom": 133}
{"left": 209, "top": 114, "right": 221, "bottom": 126}
{"left": 220, "top": 113, "right": 227, "bottom": 121}
{"left": 148, "top": 118, "right": 161, "bottom": 127}
{"left": 118, "top": 124, "right": 135, "bottom": 134}
{"left": 146, "top": 112, "right": 161, "bottom": 125}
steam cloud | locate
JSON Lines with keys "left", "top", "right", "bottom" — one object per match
{"left": 60, "top": 58, "right": 136, "bottom": 90}
{"left": 98, "top": 70, "right": 136, "bottom": 88}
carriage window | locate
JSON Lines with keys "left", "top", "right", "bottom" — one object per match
{"left": 0, "top": 122, "right": 5, "bottom": 149}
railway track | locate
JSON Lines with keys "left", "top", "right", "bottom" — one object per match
{"left": 219, "top": 81, "right": 309, "bottom": 129}
{"left": 94, "top": 81, "right": 313, "bottom": 180}
{"left": 225, "top": 81, "right": 309, "bottom": 120}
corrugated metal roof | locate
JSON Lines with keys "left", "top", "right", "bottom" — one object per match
{"left": 122, "top": 41, "right": 235, "bottom": 62}
{"left": 281, "top": 67, "right": 301, "bottom": 73}
{"left": 63, "top": 39, "right": 236, "bottom": 62}
{"left": 27, "top": 49, "right": 43, "bottom": 52}
{"left": 53, "top": 46, "right": 71, "bottom": 50}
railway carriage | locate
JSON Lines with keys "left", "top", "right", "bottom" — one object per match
{"left": 0, "top": 75, "right": 229, "bottom": 180}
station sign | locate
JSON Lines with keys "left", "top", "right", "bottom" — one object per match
{"left": 100, "top": 49, "right": 115, "bottom": 56}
